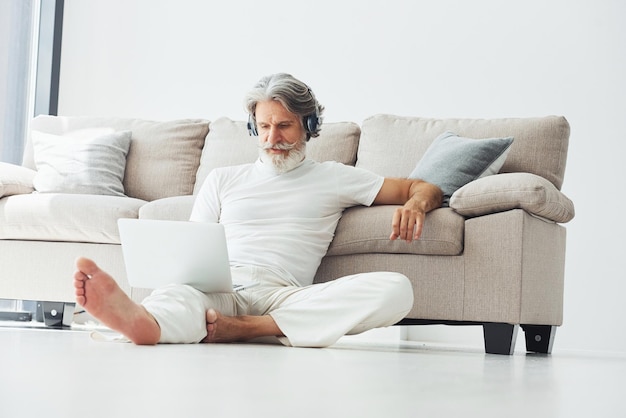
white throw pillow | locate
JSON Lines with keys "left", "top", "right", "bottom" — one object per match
{"left": 0, "top": 162, "right": 36, "bottom": 197}
{"left": 32, "top": 129, "right": 132, "bottom": 196}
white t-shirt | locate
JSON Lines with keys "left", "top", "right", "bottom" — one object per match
{"left": 190, "top": 158, "right": 384, "bottom": 286}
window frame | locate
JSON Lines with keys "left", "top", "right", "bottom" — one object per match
{"left": 34, "top": 0, "right": 64, "bottom": 117}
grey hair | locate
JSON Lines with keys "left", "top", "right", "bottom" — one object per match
{"left": 244, "top": 73, "right": 324, "bottom": 139}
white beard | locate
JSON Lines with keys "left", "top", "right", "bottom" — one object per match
{"left": 258, "top": 139, "right": 306, "bottom": 174}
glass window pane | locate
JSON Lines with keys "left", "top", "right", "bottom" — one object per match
{"left": 0, "top": 0, "right": 36, "bottom": 164}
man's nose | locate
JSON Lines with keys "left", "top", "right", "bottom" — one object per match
{"left": 266, "top": 126, "right": 280, "bottom": 145}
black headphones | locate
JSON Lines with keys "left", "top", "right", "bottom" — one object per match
{"left": 247, "top": 86, "right": 320, "bottom": 140}
{"left": 246, "top": 114, "right": 260, "bottom": 136}
{"left": 247, "top": 111, "right": 319, "bottom": 140}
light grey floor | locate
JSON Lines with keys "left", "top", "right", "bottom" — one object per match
{"left": 1, "top": 326, "right": 624, "bottom": 418}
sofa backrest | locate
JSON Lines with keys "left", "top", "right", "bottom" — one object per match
{"left": 356, "top": 114, "right": 570, "bottom": 190}
{"left": 26, "top": 115, "right": 209, "bottom": 201}
{"left": 24, "top": 114, "right": 570, "bottom": 201}
{"left": 192, "top": 117, "right": 361, "bottom": 194}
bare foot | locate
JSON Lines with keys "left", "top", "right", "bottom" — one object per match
{"left": 201, "top": 309, "right": 284, "bottom": 343}
{"left": 73, "top": 257, "right": 160, "bottom": 345}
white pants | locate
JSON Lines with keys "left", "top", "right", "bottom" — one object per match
{"left": 142, "top": 265, "right": 414, "bottom": 347}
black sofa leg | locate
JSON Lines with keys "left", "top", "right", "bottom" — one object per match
{"left": 482, "top": 323, "right": 519, "bottom": 355}
{"left": 521, "top": 325, "right": 556, "bottom": 354}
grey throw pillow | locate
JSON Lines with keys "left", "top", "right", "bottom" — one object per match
{"left": 32, "top": 129, "right": 132, "bottom": 196}
{"left": 409, "top": 131, "right": 514, "bottom": 206}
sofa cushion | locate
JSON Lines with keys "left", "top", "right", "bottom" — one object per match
{"left": 193, "top": 117, "right": 361, "bottom": 194}
{"left": 307, "top": 121, "right": 360, "bottom": 167}
{"left": 192, "top": 118, "right": 257, "bottom": 194}
{"left": 139, "top": 195, "right": 196, "bottom": 221}
{"left": 0, "top": 193, "right": 146, "bottom": 244}
{"left": 0, "top": 162, "right": 35, "bottom": 198}
{"left": 450, "top": 172, "right": 575, "bottom": 223}
{"left": 32, "top": 130, "right": 132, "bottom": 196}
{"left": 409, "top": 131, "right": 513, "bottom": 205}
{"left": 25, "top": 116, "right": 209, "bottom": 201}
{"left": 327, "top": 206, "right": 464, "bottom": 257}
{"left": 357, "top": 114, "right": 570, "bottom": 190}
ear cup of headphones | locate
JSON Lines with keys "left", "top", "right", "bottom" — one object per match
{"left": 304, "top": 113, "right": 319, "bottom": 134}
{"left": 247, "top": 115, "right": 258, "bottom": 136}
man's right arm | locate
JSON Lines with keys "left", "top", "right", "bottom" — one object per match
{"left": 373, "top": 177, "right": 443, "bottom": 243}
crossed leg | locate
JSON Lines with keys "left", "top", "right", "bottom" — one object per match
{"left": 74, "top": 257, "right": 283, "bottom": 345}
{"left": 74, "top": 258, "right": 410, "bottom": 347}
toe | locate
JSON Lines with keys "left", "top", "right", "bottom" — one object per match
{"left": 206, "top": 308, "right": 218, "bottom": 324}
{"left": 75, "top": 257, "right": 99, "bottom": 277}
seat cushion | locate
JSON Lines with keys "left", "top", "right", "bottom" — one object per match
{"left": 327, "top": 206, "right": 464, "bottom": 257}
{"left": 138, "top": 195, "right": 196, "bottom": 221}
{"left": 0, "top": 193, "right": 146, "bottom": 244}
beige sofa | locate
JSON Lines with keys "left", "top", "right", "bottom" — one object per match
{"left": 0, "top": 114, "right": 575, "bottom": 354}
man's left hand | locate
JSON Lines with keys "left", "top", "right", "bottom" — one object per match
{"left": 389, "top": 202, "right": 426, "bottom": 242}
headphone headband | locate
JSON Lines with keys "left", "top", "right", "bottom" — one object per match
{"left": 247, "top": 110, "right": 319, "bottom": 140}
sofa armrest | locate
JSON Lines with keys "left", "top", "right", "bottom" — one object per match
{"left": 0, "top": 162, "right": 36, "bottom": 198}
{"left": 449, "top": 172, "right": 575, "bottom": 223}
{"left": 138, "top": 195, "right": 196, "bottom": 221}
{"left": 462, "top": 209, "right": 566, "bottom": 325}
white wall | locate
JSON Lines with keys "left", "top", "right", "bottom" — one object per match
{"left": 58, "top": 0, "right": 626, "bottom": 354}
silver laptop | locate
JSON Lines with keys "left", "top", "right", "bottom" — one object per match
{"left": 117, "top": 219, "right": 256, "bottom": 293}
